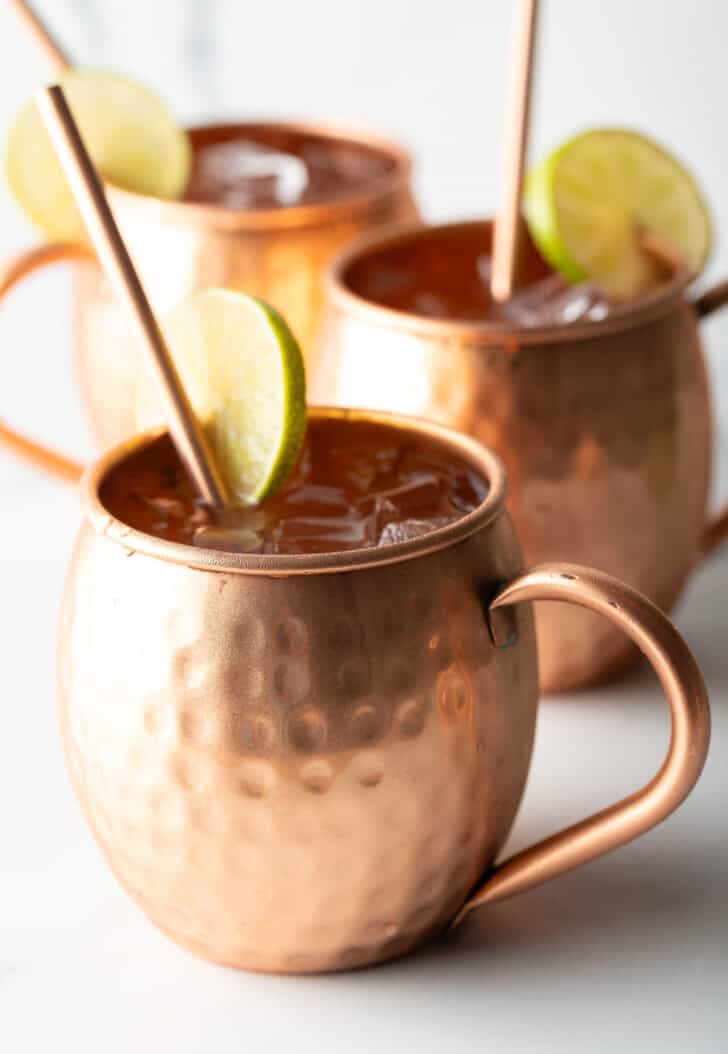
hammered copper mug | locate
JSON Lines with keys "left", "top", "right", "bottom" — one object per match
{"left": 0, "top": 121, "right": 418, "bottom": 448}
{"left": 313, "top": 219, "right": 728, "bottom": 693}
{"left": 0, "top": 397, "right": 710, "bottom": 972}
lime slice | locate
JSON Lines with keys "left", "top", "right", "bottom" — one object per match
{"left": 525, "top": 129, "right": 712, "bottom": 300}
{"left": 5, "top": 68, "right": 191, "bottom": 242}
{"left": 136, "top": 290, "right": 307, "bottom": 505}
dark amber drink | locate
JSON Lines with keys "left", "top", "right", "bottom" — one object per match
{"left": 185, "top": 126, "right": 396, "bottom": 211}
{"left": 342, "top": 223, "right": 671, "bottom": 327}
{"left": 101, "top": 416, "right": 486, "bottom": 555}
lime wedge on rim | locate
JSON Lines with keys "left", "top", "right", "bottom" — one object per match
{"left": 525, "top": 129, "right": 712, "bottom": 300}
{"left": 5, "top": 68, "right": 191, "bottom": 242}
{"left": 136, "top": 290, "right": 307, "bottom": 505}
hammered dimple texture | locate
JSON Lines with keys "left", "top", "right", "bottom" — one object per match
{"left": 313, "top": 221, "right": 713, "bottom": 692}
{"left": 72, "top": 124, "right": 418, "bottom": 449}
{"left": 58, "top": 513, "right": 537, "bottom": 973}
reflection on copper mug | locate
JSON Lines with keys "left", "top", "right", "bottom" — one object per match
{"left": 0, "top": 121, "right": 418, "bottom": 448}
{"left": 313, "top": 220, "right": 728, "bottom": 693}
{"left": 0, "top": 396, "right": 710, "bottom": 972}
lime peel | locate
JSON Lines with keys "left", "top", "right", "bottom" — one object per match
{"left": 136, "top": 289, "right": 307, "bottom": 505}
{"left": 524, "top": 128, "right": 712, "bottom": 300}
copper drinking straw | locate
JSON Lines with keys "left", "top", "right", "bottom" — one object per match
{"left": 491, "top": 0, "right": 539, "bottom": 302}
{"left": 7, "top": 0, "right": 70, "bottom": 71}
{"left": 35, "top": 85, "right": 230, "bottom": 509}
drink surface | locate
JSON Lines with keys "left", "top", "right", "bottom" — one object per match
{"left": 101, "top": 417, "right": 486, "bottom": 555}
{"left": 343, "top": 225, "right": 671, "bottom": 328}
{"left": 184, "top": 129, "right": 395, "bottom": 210}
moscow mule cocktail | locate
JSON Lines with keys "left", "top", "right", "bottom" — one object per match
{"left": 102, "top": 416, "right": 486, "bottom": 554}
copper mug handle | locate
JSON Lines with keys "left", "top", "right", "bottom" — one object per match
{"left": 0, "top": 243, "right": 91, "bottom": 483}
{"left": 454, "top": 562, "right": 710, "bottom": 927}
{"left": 694, "top": 281, "right": 728, "bottom": 557}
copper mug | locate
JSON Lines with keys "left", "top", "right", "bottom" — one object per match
{"left": 0, "top": 392, "right": 710, "bottom": 971}
{"left": 0, "top": 121, "right": 418, "bottom": 448}
{"left": 313, "top": 219, "right": 728, "bottom": 693}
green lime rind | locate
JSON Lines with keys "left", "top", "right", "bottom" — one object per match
{"left": 246, "top": 296, "right": 307, "bottom": 503}
{"left": 524, "top": 144, "right": 588, "bottom": 284}
{"left": 5, "top": 67, "right": 191, "bottom": 243}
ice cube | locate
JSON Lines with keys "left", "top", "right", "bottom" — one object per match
{"left": 139, "top": 493, "right": 212, "bottom": 531}
{"left": 263, "top": 509, "right": 380, "bottom": 554}
{"left": 358, "top": 472, "right": 442, "bottom": 512}
{"left": 476, "top": 254, "right": 611, "bottom": 326}
{"left": 504, "top": 277, "right": 611, "bottom": 326}
{"left": 378, "top": 516, "right": 453, "bottom": 547}
{"left": 193, "top": 524, "right": 263, "bottom": 554}
{"left": 191, "top": 140, "right": 309, "bottom": 208}
{"left": 371, "top": 495, "right": 399, "bottom": 536}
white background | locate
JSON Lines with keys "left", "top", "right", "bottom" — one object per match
{"left": 0, "top": 3, "right": 726, "bottom": 1052}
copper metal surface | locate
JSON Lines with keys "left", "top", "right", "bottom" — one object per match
{"left": 453, "top": 563, "right": 710, "bottom": 923}
{"left": 73, "top": 121, "right": 418, "bottom": 448}
{"left": 7, "top": 0, "right": 69, "bottom": 71}
{"left": 0, "top": 243, "right": 87, "bottom": 482}
{"left": 38, "top": 85, "right": 229, "bottom": 509}
{"left": 47, "top": 407, "right": 709, "bottom": 972}
{"left": 314, "top": 219, "right": 728, "bottom": 693}
{"left": 491, "top": 0, "right": 539, "bottom": 302}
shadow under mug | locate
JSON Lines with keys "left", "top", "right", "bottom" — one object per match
{"left": 1, "top": 399, "right": 710, "bottom": 973}
{"left": 0, "top": 121, "right": 418, "bottom": 448}
{"left": 313, "top": 219, "right": 728, "bottom": 693}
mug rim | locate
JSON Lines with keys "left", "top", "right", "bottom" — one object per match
{"left": 325, "top": 218, "right": 693, "bottom": 345}
{"left": 106, "top": 120, "right": 413, "bottom": 233}
{"left": 82, "top": 407, "right": 509, "bottom": 576}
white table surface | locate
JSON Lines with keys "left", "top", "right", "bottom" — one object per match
{"left": 0, "top": 288, "right": 726, "bottom": 1051}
